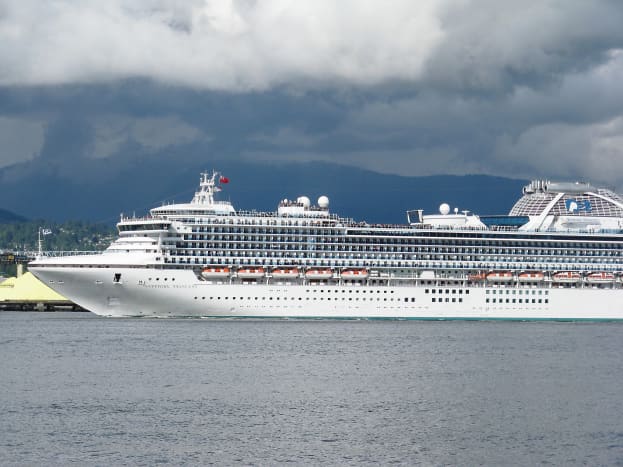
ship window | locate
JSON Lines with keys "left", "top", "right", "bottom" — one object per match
{"left": 432, "top": 298, "right": 436, "bottom": 302}
{"left": 459, "top": 298, "right": 462, "bottom": 303}
{"left": 452, "top": 298, "right": 456, "bottom": 303}
{"left": 113, "top": 273, "right": 122, "bottom": 283}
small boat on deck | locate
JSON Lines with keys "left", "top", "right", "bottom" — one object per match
{"left": 586, "top": 271, "right": 615, "bottom": 283}
{"left": 237, "top": 267, "right": 265, "bottom": 279}
{"left": 517, "top": 271, "right": 545, "bottom": 282}
{"left": 271, "top": 268, "right": 300, "bottom": 279}
{"left": 201, "top": 267, "right": 231, "bottom": 278}
{"left": 340, "top": 269, "right": 369, "bottom": 280}
{"left": 552, "top": 271, "right": 581, "bottom": 283}
{"left": 486, "top": 271, "right": 514, "bottom": 282}
{"left": 305, "top": 268, "right": 334, "bottom": 280}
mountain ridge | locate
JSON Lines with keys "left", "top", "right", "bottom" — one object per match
{"left": 0, "top": 208, "right": 27, "bottom": 223}
{"left": 0, "top": 156, "right": 526, "bottom": 224}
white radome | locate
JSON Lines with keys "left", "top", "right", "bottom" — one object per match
{"left": 297, "top": 196, "right": 311, "bottom": 208}
{"left": 439, "top": 203, "right": 450, "bottom": 215}
{"left": 318, "top": 196, "right": 329, "bottom": 208}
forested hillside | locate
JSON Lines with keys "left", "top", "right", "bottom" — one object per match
{"left": 0, "top": 221, "right": 115, "bottom": 252}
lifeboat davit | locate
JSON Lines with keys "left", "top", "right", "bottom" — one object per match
{"left": 237, "top": 267, "right": 265, "bottom": 279}
{"left": 517, "top": 271, "right": 545, "bottom": 282}
{"left": 552, "top": 271, "right": 581, "bottom": 283}
{"left": 586, "top": 271, "right": 615, "bottom": 283}
{"left": 201, "top": 266, "right": 231, "bottom": 278}
{"left": 272, "top": 268, "right": 300, "bottom": 279}
{"left": 340, "top": 269, "right": 369, "bottom": 280}
{"left": 305, "top": 268, "right": 334, "bottom": 280}
{"left": 486, "top": 271, "right": 514, "bottom": 282}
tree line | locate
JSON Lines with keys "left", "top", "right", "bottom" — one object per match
{"left": 0, "top": 220, "right": 116, "bottom": 253}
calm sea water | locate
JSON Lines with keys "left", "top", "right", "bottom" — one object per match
{"left": 1, "top": 312, "right": 623, "bottom": 466}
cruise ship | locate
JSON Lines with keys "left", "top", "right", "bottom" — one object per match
{"left": 29, "top": 172, "right": 623, "bottom": 320}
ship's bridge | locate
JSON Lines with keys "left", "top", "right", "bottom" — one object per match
{"left": 150, "top": 171, "right": 236, "bottom": 218}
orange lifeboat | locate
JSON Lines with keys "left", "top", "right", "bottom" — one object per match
{"left": 552, "top": 271, "right": 581, "bottom": 283}
{"left": 586, "top": 271, "right": 615, "bottom": 283}
{"left": 486, "top": 271, "right": 514, "bottom": 282}
{"left": 237, "top": 267, "right": 265, "bottom": 279}
{"left": 468, "top": 272, "right": 486, "bottom": 281}
{"left": 305, "top": 268, "right": 334, "bottom": 280}
{"left": 340, "top": 269, "right": 369, "bottom": 280}
{"left": 517, "top": 271, "right": 545, "bottom": 283}
{"left": 272, "top": 268, "right": 300, "bottom": 279}
{"left": 201, "top": 266, "right": 231, "bottom": 278}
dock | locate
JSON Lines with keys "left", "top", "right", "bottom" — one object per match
{"left": 0, "top": 270, "right": 84, "bottom": 311}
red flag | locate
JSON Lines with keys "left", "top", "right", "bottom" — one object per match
{"left": 220, "top": 176, "right": 229, "bottom": 184}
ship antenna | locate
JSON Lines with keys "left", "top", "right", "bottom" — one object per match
{"left": 192, "top": 170, "right": 222, "bottom": 205}
{"left": 37, "top": 227, "right": 42, "bottom": 259}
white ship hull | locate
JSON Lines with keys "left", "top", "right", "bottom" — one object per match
{"left": 30, "top": 265, "right": 623, "bottom": 320}
{"left": 28, "top": 173, "right": 623, "bottom": 321}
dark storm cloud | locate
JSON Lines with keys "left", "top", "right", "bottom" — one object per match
{"left": 1, "top": 1, "right": 623, "bottom": 186}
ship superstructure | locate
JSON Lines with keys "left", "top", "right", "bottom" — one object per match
{"left": 29, "top": 172, "right": 623, "bottom": 319}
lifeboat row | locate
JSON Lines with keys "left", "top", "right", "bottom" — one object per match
{"left": 200, "top": 267, "right": 369, "bottom": 280}
{"left": 468, "top": 271, "right": 617, "bottom": 284}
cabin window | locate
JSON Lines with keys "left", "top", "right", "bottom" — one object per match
{"left": 113, "top": 273, "right": 122, "bottom": 283}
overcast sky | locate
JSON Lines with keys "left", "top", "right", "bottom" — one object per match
{"left": 2, "top": 0, "right": 623, "bottom": 187}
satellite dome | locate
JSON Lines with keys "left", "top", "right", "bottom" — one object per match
{"left": 297, "top": 196, "right": 311, "bottom": 208}
{"left": 318, "top": 196, "right": 330, "bottom": 209}
{"left": 439, "top": 203, "right": 450, "bottom": 215}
